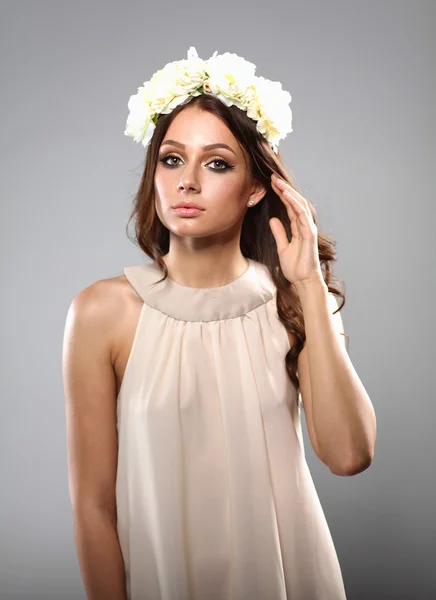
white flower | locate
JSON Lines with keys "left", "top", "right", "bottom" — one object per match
{"left": 134, "top": 52, "right": 202, "bottom": 118}
{"left": 124, "top": 83, "right": 154, "bottom": 144}
{"left": 203, "top": 51, "right": 256, "bottom": 109}
{"left": 247, "top": 76, "right": 293, "bottom": 147}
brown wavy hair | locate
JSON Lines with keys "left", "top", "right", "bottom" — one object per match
{"left": 125, "top": 93, "right": 347, "bottom": 409}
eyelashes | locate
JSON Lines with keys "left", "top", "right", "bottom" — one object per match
{"left": 158, "top": 154, "right": 235, "bottom": 172}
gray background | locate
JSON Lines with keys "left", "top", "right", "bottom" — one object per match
{"left": 1, "top": 0, "right": 435, "bottom": 598}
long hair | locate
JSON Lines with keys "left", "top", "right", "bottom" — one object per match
{"left": 125, "top": 93, "right": 347, "bottom": 408}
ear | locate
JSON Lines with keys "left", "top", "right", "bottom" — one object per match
{"left": 248, "top": 179, "right": 267, "bottom": 205}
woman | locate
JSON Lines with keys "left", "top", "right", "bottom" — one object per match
{"left": 63, "top": 47, "right": 376, "bottom": 600}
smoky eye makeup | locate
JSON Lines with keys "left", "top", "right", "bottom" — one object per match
{"left": 158, "top": 153, "right": 236, "bottom": 172}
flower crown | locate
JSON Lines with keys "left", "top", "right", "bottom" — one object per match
{"left": 124, "top": 46, "right": 293, "bottom": 155}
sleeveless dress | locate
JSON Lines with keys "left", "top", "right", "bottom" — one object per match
{"left": 115, "top": 257, "right": 347, "bottom": 600}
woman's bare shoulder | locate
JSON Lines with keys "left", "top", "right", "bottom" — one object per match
{"left": 66, "top": 273, "right": 137, "bottom": 361}
{"left": 75, "top": 272, "right": 135, "bottom": 308}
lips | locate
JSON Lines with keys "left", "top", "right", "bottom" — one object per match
{"left": 172, "top": 202, "right": 205, "bottom": 210}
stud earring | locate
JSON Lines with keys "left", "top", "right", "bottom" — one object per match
{"left": 248, "top": 200, "right": 254, "bottom": 206}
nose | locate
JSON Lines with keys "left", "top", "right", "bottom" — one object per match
{"left": 177, "top": 167, "right": 200, "bottom": 193}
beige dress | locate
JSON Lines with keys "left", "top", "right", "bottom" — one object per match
{"left": 115, "top": 257, "right": 347, "bottom": 600}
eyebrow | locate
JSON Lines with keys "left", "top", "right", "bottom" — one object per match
{"left": 160, "top": 139, "right": 237, "bottom": 156}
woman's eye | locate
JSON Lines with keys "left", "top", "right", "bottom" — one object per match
{"left": 158, "top": 154, "right": 233, "bottom": 171}
{"left": 164, "top": 155, "right": 180, "bottom": 166}
{"left": 209, "top": 159, "right": 232, "bottom": 170}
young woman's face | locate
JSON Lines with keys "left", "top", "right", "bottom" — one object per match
{"left": 154, "top": 106, "right": 263, "bottom": 238}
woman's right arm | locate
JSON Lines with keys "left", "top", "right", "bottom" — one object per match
{"left": 62, "top": 281, "right": 127, "bottom": 600}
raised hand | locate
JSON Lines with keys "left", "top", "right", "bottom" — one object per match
{"left": 269, "top": 173, "right": 324, "bottom": 287}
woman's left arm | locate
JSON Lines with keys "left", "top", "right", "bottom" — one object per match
{"left": 269, "top": 172, "right": 376, "bottom": 475}
{"left": 296, "top": 276, "right": 377, "bottom": 475}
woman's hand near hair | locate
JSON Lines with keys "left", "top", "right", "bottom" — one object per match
{"left": 63, "top": 281, "right": 127, "bottom": 600}
{"left": 269, "top": 173, "right": 323, "bottom": 290}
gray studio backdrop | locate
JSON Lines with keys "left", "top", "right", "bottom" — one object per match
{"left": 1, "top": 1, "right": 435, "bottom": 598}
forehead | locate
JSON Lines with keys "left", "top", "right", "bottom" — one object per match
{"left": 165, "top": 106, "right": 236, "bottom": 145}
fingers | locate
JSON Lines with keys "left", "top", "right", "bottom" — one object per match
{"left": 271, "top": 174, "right": 307, "bottom": 216}
{"left": 271, "top": 174, "right": 309, "bottom": 209}
{"left": 269, "top": 217, "right": 290, "bottom": 254}
{"left": 271, "top": 174, "right": 317, "bottom": 237}
{"left": 270, "top": 178, "right": 301, "bottom": 240}
{"left": 271, "top": 179, "right": 297, "bottom": 215}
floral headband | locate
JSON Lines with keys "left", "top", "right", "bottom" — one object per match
{"left": 124, "top": 46, "right": 293, "bottom": 155}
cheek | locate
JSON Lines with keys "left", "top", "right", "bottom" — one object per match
{"left": 210, "top": 176, "right": 246, "bottom": 203}
{"left": 153, "top": 174, "right": 172, "bottom": 203}
{"left": 154, "top": 172, "right": 166, "bottom": 191}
